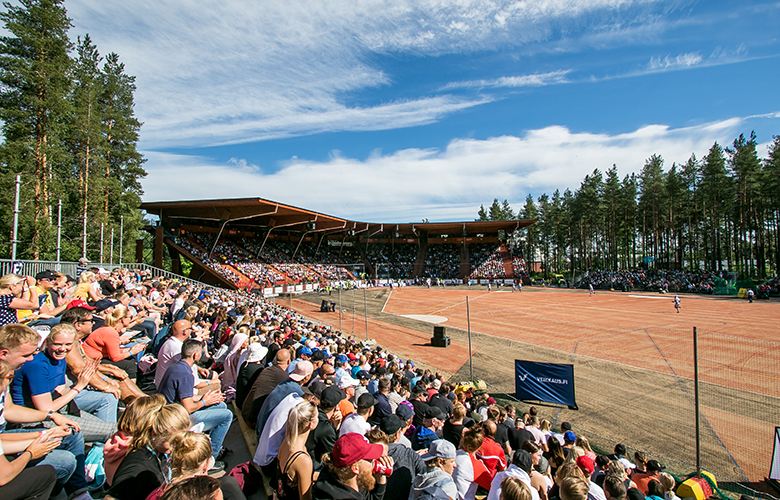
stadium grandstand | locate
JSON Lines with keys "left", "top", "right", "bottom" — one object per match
{"left": 141, "top": 197, "right": 536, "bottom": 291}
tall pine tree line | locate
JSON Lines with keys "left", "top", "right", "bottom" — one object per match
{"left": 0, "top": 0, "right": 145, "bottom": 262}
{"left": 477, "top": 133, "right": 780, "bottom": 279}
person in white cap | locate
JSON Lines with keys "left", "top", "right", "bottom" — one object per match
{"left": 411, "top": 439, "right": 458, "bottom": 500}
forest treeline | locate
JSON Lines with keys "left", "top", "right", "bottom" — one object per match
{"left": 0, "top": 0, "right": 145, "bottom": 261}
{"left": 477, "top": 132, "right": 780, "bottom": 279}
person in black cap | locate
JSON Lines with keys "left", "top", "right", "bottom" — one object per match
{"left": 410, "top": 386, "right": 430, "bottom": 429}
{"left": 381, "top": 415, "right": 426, "bottom": 499}
{"left": 487, "top": 449, "right": 535, "bottom": 500}
{"left": 412, "top": 406, "right": 445, "bottom": 451}
{"left": 306, "top": 385, "right": 344, "bottom": 470}
{"left": 395, "top": 404, "right": 415, "bottom": 448}
{"left": 632, "top": 460, "right": 665, "bottom": 495}
{"left": 21, "top": 270, "right": 71, "bottom": 327}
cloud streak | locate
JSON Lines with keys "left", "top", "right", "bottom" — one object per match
{"left": 441, "top": 70, "right": 571, "bottom": 90}
{"left": 65, "top": 0, "right": 672, "bottom": 148}
{"left": 142, "top": 113, "right": 778, "bottom": 222}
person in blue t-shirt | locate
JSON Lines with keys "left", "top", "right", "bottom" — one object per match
{"left": 158, "top": 339, "right": 232, "bottom": 465}
{"left": 11, "top": 324, "right": 116, "bottom": 443}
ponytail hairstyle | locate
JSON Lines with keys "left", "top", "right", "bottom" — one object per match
{"left": 166, "top": 431, "right": 213, "bottom": 479}
{"left": 104, "top": 308, "right": 126, "bottom": 328}
{"left": 131, "top": 403, "right": 191, "bottom": 452}
{"left": 117, "top": 394, "right": 166, "bottom": 435}
{"left": 284, "top": 399, "right": 317, "bottom": 446}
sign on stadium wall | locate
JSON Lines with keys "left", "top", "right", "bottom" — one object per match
{"left": 515, "top": 360, "right": 578, "bottom": 410}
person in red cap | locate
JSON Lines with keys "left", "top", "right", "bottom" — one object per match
{"left": 312, "top": 432, "right": 394, "bottom": 500}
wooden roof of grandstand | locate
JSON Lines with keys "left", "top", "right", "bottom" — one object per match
{"left": 141, "top": 197, "right": 535, "bottom": 236}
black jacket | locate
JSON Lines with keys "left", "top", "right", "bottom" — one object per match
{"left": 306, "top": 408, "right": 338, "bottom": 469}
{"left": 312, "top": 467, "right": 386, "bottom": 500}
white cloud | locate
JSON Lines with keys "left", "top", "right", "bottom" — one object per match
{"left": 646, "top": 52, "right": 703, "bottom": 71}
{"left": 442, "top": 70, "right": 571, "bottom": 90}
{"left": 64, "top": 0, "right": 667, "bottom": 148}
{"left": 141, "top": 113, "right": 778, "bottom": 222}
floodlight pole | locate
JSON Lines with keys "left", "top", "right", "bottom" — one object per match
{"left": 467, "top": 296, "right": 473, "bottom": 382}
{"left": 110, "top": 228, "right": 114, "bottom": 265}
{"left": 338, "top": 286, "right": 342, "bottom": 332}
{"left": 82, "top": 212, "right": 87, "bottom": 260}
{"left": 363, "top": 284, "right": 368, "bottom": 341}
{"left": 100, "top": 224, "right": 105, "bottom": 264}
{"left": 11, "top": 175, "right": 20, "bottom": 260}
{"left": 56, "top": 200, "right": 62, "bottom": 266}
{"left": 119, "top": 216, "right": 124, "bottom": 265}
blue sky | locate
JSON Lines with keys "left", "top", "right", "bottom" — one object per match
{"left": 66, "top": 0, "right": 780, "bottom": 222}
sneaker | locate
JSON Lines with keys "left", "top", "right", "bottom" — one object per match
{"left": 208, "top": 460, "right": 226, "bottom": 476}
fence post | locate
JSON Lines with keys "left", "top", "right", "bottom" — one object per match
{"left": 11, "top": 175, "right": 20, "bottom": 261}
{"left": 693, "top": 326, "right": 701, "bottom": 478}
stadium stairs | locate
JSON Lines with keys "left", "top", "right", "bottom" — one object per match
{"left": 499, "top": 244, "right": 515, "bottom": 278}
{"left": 163, "top": 238, "right": 238, "bottom": 289}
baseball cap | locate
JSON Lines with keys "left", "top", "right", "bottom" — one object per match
{"left": 646, "top": 460, "right": 666, "bottom": 473}
{"left": 357, "top": 393, "right": 376, "bottom": 409}
{"left": 332, "top": 433, "right": 384, "bottom": 468}
{"left": 336, "top": 354, "right": 348, "bottom": 364}
{"left": 94, "top": 298, "right": 119, "bottom": 312}
{"left": 320, "top": 386, "right": 345, "bottom": 408}
{"left": 380, "top": 415, "right": 404, "bottom": 435}
{"left": 395, "top": 404, "right": 413, "bottom": 422}
{"left": 67, "top": 299, "right": 96, "bottom": 311}
{"left": 338, "top": 376, "right": 358, "bottom": 390}
{"left": 420, "top": 439, "right": 456, "bottom": 461}
{"left": 513, "top": 450, "right": 534, "bottom": 473}
{"left": 289, "top": 361, "right": 314, "bottom": 382}
{"left": 424, "top": 406, "right": 445, "bottom": 420}
{"left": 299, "top": 347, "right": 313, "bottom": 356}
{"left": 564, "top": 431, "right": 576, "bottom": 442}
{"left": 355, "top": 370, "right": 369, "bottom": 380}
{"left": 311, "top": 350, "right": 326, "bottom": 362}
{"left": 576, "top": 455, "right": 595, "bottom": 475}
{"left": 35, "top": 270, "right": 55, "bottom": 280}
{"left": 347, "top": 353, "right": 357, "bottom": 361}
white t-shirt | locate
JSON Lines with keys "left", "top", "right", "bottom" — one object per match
{"left": 338, "top": 413, "right": 371, "bottom": 437}
{"left": 254, "top": 393, "right": 302, "bottom": 467}
{"left": 155, "top": 337, "right": 183, "bottom": 388}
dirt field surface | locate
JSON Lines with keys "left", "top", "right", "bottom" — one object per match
{"left": 286, "top": 286, "right": 780, "bottom": 482}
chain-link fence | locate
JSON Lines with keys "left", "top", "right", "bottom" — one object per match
{"left": 454, "top": 325, "right": 780, "bottom": 483}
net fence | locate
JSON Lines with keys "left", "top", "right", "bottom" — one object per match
{"left": 459, "top": 326, "right": 780, "bottom": 483}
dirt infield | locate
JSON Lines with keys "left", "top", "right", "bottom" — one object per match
{"left": 288, "top": 286, "right": 780, "bottom": 482}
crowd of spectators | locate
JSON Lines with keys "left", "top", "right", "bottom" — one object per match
{"left": 368, "top": 244, "right": 418, "bottom": 279}
{"left": 577, "top": 269, "right": 730, "bottom": 294}
{"left": 0, "top": 264, "right": 686, "bottom": 500}
{"left": 470, "top": 244, "right": 507, "bottom": 279}
{"left": 423, "top": 244, "right": 460, "bottom": 280}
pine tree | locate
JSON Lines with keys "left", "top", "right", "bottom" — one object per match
{"left": 0, "top": 0, "right": 73, "bottom": 258}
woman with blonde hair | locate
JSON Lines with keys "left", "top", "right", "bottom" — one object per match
{"left": 564, "top": 446, "right": 585, "bottom": 464}
{"left": 0, "top": 274, "right": 39, "bottom": 326}
{"left": 103, "top": 395, "right": 166, "bottom": 487}
{"left": 145, "top": 431, "right": 243, "bottom": 500}
{"left": 659, "top": 473, "right": 679, "bottom": 500}
{"left": 82, "top": 307, "right": 146, "bottom": 380}
{"left": 276, "top": 399, "right": 318, "bottom": 500}
{"left": 575, "top": 437, "right": 596, "bottom": 461}
{"left": 72, "top": 271, "right": 101, "bottom": 302}
{"left": 105, "top": 404, "right": 191, "bottom": 500}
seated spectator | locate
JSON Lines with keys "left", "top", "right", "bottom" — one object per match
{"left": 376, "top": 415, "right": 426, "bottom": 499}
{"left": 489, "top": 450, "right": 540, "bottom": 500}
{"left": 312, "top": 432, "right": 393, "bottom": 500}
{"left": 105, "top": 403, "right": 192, "bottom": 500}
{"left": 0, "top": 274, "right": 40, "bottom": 327}
{"left": 453, "top": 427, "right": 493, "bottom": 500}
{"left": 235, "top": 342, "right": 267, "bottom": 408}
{"left": 158, "top": 339, "right": 231, "bottom": 465}
{"left": 339, "top": 393, "right": 375, "bottom": 437}
{"left": 10, "top": 324, "right": 116, "bottom": 443}
{"left": 412, "top": 406, "right": 446, "bottom": 451}
{"left": 275, "top": 399, "right": 318, "bottom": 500}
{"left": 306, "top": 386, "right": 344, "bottom": 470}
{"left": 477, "top": 420, "right": 508, "bottom": 478}
{"left": 159, "top": 475, "right": 222, "bottom": 500}
{"left": 0, "top": 360, "right": 60, "bottom": 500}
{"left": 82, "top": 307, "right": 147, "bottom": 380}
{"left": 103, "top": 394, "right": 166, "bottom": 487}
{"left": 61, "top": 307, "right": 145, "bottom": 402}
{"left": 146, "top": 431, "right": 243, "bottom": 500}
{"left": 411, "top": 439, "right": 458, "bottom": 500}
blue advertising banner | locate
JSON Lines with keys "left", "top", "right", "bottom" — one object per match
{"left": 515, "top": 360, "right": 578, "bottom": 409}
